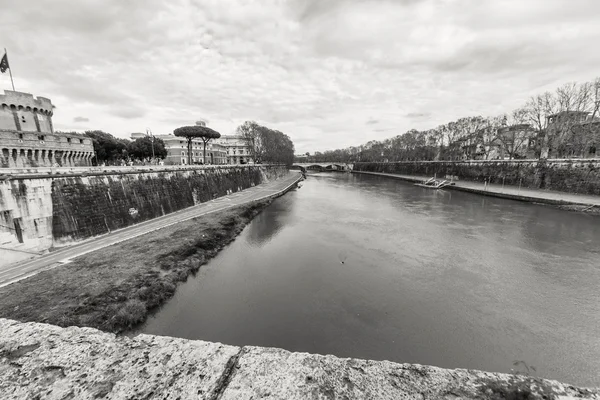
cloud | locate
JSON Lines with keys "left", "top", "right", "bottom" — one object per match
{"left": 1, "top": 0, "right": 599, "bottom": 152}
{"left": 73, "top": 116, "right": 89, "bottom": 123}
{"left": 405, "top": 112, "right": 431, "bottom": 119}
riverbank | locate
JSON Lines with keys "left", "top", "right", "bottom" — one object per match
{"left": 0, "top": 199, "right": 275, "bottom": 333}
{"left": 1, "top": 318, "right": 598, "bottom": 399}
{"left": 352, "top": 159, "right": 600, "bottom": 195}
{"left": 0, "top": 172, "right": 303, "bottom": 286}
{"left": 353, "top": 171, "right": 600, "bottom": 213}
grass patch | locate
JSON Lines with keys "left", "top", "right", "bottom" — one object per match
{"left": 0, "top": 199, "right": 272, "bottom": 333}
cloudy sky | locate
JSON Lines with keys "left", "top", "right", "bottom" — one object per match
{"left": 2, "top": 0, "right": 599, "bottom": 153}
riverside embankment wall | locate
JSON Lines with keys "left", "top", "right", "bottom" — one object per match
{"left": 0, "top": 165, "right": 287, "bottom": 257}
{"left": 1, "top": 318, "right": 598, "bottom": 399}
{"left": 353, "top": 159, "right": 600, "bottom": 195}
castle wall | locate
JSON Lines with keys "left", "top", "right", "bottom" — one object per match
{"left": 0, "top": 90, "right": 94, "bottom": 169}
{"left": 0, "top": 165, "right": 288, "bottom": 260}
{"left": 0, "top": 106, "right": 17, "bottom": 130}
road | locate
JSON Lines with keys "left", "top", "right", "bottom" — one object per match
{"left": 0, "top": 172, "right": 302, "bottom": 288}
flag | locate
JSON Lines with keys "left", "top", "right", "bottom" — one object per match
{"left": 0, "top": 53, "right": 8, "bottom": 73}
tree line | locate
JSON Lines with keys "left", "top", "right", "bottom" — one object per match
{"left": 304, "top": 77, "right": 600, "bottom": 163}
{"left": 55, "top": 130, "right": 168, "bottom": 165}
{"left": 56, "top": 122, "right": 296, "bottom": 166}
{"left": 236, "top": 121, "right": 295, "bottom": 165}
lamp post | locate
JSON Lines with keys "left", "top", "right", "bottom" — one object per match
{"left": 146, "top": 128, "right": 155, "bottom": 161}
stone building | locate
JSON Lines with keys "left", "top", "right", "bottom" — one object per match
{"left": 543, "top": 111, "right": 600, "bottom": 158}
{"left": 130, "top": 132, "right": 227, "bottom": 165}
{"left": 214, "top": 135, "right": 254, "bottom": 164}
{"left": 0, "top": 90, "right": 95, "bottom": 168}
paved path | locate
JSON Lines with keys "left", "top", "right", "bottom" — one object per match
{"left": 353, "top": 171, "right": 600, "bottom": 207}
{"left": 0, "top": 172, "right": 302, "bottom": 288}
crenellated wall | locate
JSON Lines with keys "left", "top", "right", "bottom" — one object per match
{"left": 353, "top": 159, "right": 600, "bottom": 195}
{"left": 0, "top": 90, "right": 95, "bottom": 168}
{"left": 0, "top": 165, "right": 288, "bottom": 259}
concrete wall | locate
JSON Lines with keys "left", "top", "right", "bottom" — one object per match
{"left": 353, "top": 159, "right": 600, "bottom": 195}
{"left": 0, "top": 165, "right": 287, "bottom": 257}
{"left": 0, "top": 318, "right": 597, "bottom": 399}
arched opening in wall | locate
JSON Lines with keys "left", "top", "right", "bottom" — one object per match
{"left": 589, "top": 146, "right": 596, "bottom": 157}
{"left": 1, "top": 148, "right": 9, "bottom": 168}
{"left": 54, "top": 150, "right": 63, "bottom": 166}
{"left": 34, "top": 149, "right": 40, "bottom": 165}
{"left": 27, "top": 149, "right": 33, "bottom": 165}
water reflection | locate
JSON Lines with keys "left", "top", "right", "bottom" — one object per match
{"left": 245, "top": 196, "right": 293, "bottom": 247}
{"left": 137, "top": 173, "right": 600, "bottom": 387}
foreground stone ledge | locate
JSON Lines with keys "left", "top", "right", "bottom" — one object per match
{"left": 1, "top": 319, "right": 598, "bottom": 399}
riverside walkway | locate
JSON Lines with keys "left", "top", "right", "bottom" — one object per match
{"left": 0, "top": 172, "right": 302, "bottom": 288}
{"left": 353, "top": 171, "right": 600, "bottom": 208}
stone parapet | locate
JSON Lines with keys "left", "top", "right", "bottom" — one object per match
{"left": 0, "top": 318, "right": 597, "bottom": 399}
{"left": 0, "top": 91, "right": 54, "bottom": 114}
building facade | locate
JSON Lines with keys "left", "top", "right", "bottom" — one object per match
{"left": 0, "top": 90, "right": 94, "bottom": 168}
{"left": 543, "top": 111, "right": 600, "bottom": 158}
{"left": 214, "top": 135, "right": 254, "bottom": 164}
{"left": 130, "top": 132, "right": 227, "bottom": 165}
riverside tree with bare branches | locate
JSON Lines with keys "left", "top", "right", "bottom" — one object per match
{"left": 305, "top": 76, "right": 600, "bottom": 162}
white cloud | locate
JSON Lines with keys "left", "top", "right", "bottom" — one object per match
{"left": 1, "top": 0, "right": 599, "bottom": 152}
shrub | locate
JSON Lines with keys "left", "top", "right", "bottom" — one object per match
{"left": 114, "top": 299, "right": 146, "bottom": 329}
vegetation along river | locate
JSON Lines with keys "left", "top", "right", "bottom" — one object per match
{"left": 136, "top": 172, "right": 600, "bottom": 387}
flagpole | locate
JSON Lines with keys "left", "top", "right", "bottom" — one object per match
{"left": 4, "top": 48, "right": 15, "bottom": 91}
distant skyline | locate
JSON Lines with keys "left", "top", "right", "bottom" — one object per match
{"left": 2, "top": 0, "right": 600, "bottom": 153}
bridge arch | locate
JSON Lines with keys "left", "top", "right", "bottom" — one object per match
{"left": 291, "top": 162, "right": 352, "bottom": 172}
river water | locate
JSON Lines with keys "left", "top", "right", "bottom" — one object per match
{"left": 137, "top": 172, "right": 600, "bottom": 387}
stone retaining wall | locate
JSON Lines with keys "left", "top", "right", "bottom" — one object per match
{"left": 353, "top": 160, "right": 600, "bottom": 195}
{"left": 0, "top": 318, "right": 597, "bottom": 399}
{"left": 0, "top": 165, "right": 288, "bottom": 258}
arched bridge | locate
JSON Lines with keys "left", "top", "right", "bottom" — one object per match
{"left": 291, "top": 163, "right": 353, "bottom": 173}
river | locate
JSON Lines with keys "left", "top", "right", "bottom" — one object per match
{"left": 136, "top": 172, "right": 600, "bottom": 387}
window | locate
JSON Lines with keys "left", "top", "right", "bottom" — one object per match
{"left": 80, "top": 139, "right": 84, "bottom": 144}
{"left": 67, "top": 138, "right": 72, "bottom": 143}
{"left": 21, "top": 116, "right": 26, "bottom": 123}
{"left": 18, "top": 133, "right": 23, "bottom": 140}
{"left": 38, "top": 135, "right": 45, "bottom": 141}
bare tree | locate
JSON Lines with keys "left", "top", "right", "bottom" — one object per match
{"left": 524, "top": 92, "right": 557, "bottom": 158}
{"left": 236, "top": 121, "right": 263, "bottom": 162}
